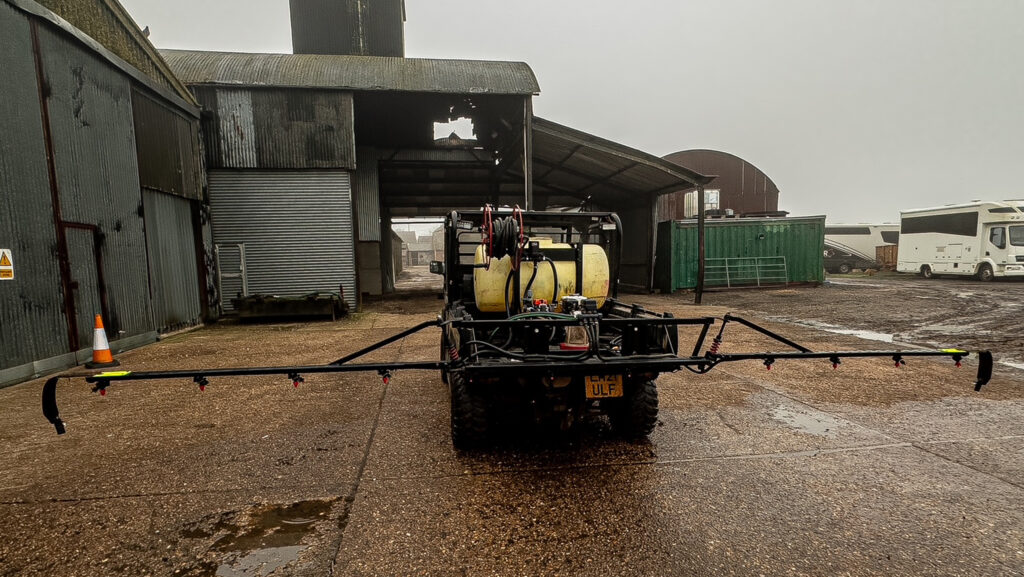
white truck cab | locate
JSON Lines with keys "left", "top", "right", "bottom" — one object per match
{"left": 896, "top": 200, "right": 1024, "bottom": 280}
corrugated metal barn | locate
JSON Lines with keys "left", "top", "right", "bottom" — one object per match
{"left": 161, "top": 40, "right": 710, "bottom": 300}
{"left": 161, "top": 47, "right": 543, "bottom": 304}
{"left": 0, "top": 0, "right": 210, "bottom": 387}
{"left": 659, "top": 149, "right": 781, "bottom": 219}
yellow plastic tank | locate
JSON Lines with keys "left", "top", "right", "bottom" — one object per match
{"left": 473, "top": 239, "right": 610, "bottom": 312}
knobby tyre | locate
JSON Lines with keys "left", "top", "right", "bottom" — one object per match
{"left": 609, "top": 380, "right": 659, "bottom": 439}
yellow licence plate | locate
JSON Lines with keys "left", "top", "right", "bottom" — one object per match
{"left": 585, "top": 375, "right": 624, "bottom": 399}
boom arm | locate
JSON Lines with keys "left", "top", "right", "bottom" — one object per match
{"left": 41, "top": 316, "right": 993, "bottom": 435}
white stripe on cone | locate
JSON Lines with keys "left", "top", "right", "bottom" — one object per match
{"left": 93, "top": 327, "right": 110, "bottom": 351}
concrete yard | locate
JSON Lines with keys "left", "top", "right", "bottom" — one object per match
{"left": 1, "top": 276, "right": 1023, "bottom": 576}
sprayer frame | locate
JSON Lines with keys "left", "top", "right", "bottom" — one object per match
{"left": 41, "top": 209, "right": 993, "bottom": 442}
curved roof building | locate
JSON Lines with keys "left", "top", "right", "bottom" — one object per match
{"left": 659, "top": 149, "right": 780, "bottom": 219}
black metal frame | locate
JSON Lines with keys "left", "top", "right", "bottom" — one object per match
{"left": 442, "top": 209, "right": 624, "bottom": 308}
{"left": 42, "top": 314, "right": 993, "bottom": 435}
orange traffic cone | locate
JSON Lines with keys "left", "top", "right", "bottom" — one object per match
{"left": 85, "top": 314, "right": 120, "bottom": 369}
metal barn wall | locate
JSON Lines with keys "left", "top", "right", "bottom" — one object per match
{"left": 39, "top": 24, "right": 156, "bottom": 340}
{"left": 33, "top": 0, "right": 183, "bottom": 95}
{"left": 192, "top": 86, "right": 356, "bottom": 171}
{"left": 656, "top": 217, "right": 825, "bottom": 292}
{"left": 659, "top": 150, "right": 780, "bottom": 219}
{"left": 2, "top": 3, "right": 206, "bottom": 385}
{"left": 289, "top": 0, "right": 405, "bottom": 57}
{"left": 0, "top": 3, "right": 69, "bottom": 381}
{"left": 208, "top": 170, "right": 357, "bottom": 310}
{"left": 355, "top": 146, "right": 381, "bottom": 241}
{"left": 132, "top": 88, "right": 203, "bottom": 200}
{"left": 142, "top": 190, "right": 202, "bottom": 331}
{"left": 355, "top": 147, "right": 384, "bottom": 296}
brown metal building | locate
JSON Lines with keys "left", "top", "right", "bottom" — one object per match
{"left": 658, "top": 149, "right": 780, "bottom": 220}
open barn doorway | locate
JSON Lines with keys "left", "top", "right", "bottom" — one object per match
{"left": 390, "top": 217, "right": 445, "bottom": 295}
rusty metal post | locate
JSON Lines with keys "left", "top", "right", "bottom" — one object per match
{"left": 695, "top": 185, "right": 706, "bottom": 305}
{"left": 32, "top": 21, "right": 79, "bottom": 351}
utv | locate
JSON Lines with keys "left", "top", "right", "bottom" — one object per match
{"left": 434, "top": 208, "right": 684, "bottom": 447}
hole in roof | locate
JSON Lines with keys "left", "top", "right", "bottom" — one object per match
{"left": 433, "top": 117, "right": 476, "bottom": 143}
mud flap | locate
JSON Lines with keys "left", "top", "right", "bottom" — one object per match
{"left": 975, "top": 351, "right": 993, "bottom": 392}
{"left": 42, "top": 377, "right": 66, "bottom": 434}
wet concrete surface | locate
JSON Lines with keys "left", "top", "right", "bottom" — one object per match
{"left": 393, "top": 265, "right": 443, "bottom": 294}
{"left": 691, "top": 273, "right": 1024, "bottom": 370}
{"left": 1, "top": 280, "right": 1023, "bottom": 576}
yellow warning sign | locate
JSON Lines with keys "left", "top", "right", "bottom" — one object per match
{"left": 0, "top": 249, "right": 12, "bottom": 281}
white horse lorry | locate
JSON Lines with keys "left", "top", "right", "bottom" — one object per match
{"left": 896, "top": 200, "right": 1024, "bottom": 281}
{"left": 824, "top": 224, "right": 900, "bottom": 273}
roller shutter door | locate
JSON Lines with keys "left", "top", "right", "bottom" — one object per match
{"left": 208, "top": 170, "right": 356, "bottom": 311}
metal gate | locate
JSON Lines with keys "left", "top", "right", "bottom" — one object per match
{"left": 207, "top": 170, "right": 357, "bottom": 312}
{"left": 705, "top": 257, "right": 789, "bottom": 288}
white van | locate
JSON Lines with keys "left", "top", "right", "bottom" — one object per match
{"left": 896, "top": 200, "right": 1024, "bottom": 280}
{"left": 824, "top": 224, "right": 900, "bottom": 273}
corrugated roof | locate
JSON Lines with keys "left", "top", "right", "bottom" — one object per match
{"left": 529, "top": 117, "right": 714, "bottom": 205}
{"left": 160, "top": 49, "right": 540, "bottom": 95}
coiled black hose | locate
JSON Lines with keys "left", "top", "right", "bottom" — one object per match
{"left": 490, "top": 216, "right": 520, "bottom": 260}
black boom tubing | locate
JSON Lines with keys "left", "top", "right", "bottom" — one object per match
{"left": 40, "top": 315, "right": 994, "bottom": 435}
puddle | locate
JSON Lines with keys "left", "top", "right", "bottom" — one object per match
{"left": 820, "top": 327, "right": 894, "bottom": 343}
{"left": 920, "top": 323, "right": 974, "bottom": 335}
{"left": 771, "top": 406, "right": 840, "bottom": 437}
{"left": 182, "top": 499, "right": 335, "bottom": 577}
{"left": 215, "top": 546, "right": 305, "bottom": 577}
{"left": 824, "top": 280, "right": 889, "bottom": 289}
{"left": 773, "top": 318, "right": 895, "bottom": 343}
{"left": 1000, "top": 360, "right": 1024, "bottom": 371}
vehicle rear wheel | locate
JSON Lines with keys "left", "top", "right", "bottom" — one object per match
{"left": 920, "top": 265, "right": 933, "bottom": 279}
{"left": 450, "top": 373, "right": 488, "bottom": 450}
{"left": 608, "top": 380, "right": 659, "bottom": 439}
{"left": 977, "top": 263, "right": 994, "bottom": 282}
{"left": 837, "top": 263, "right": 852, "bottom": 274}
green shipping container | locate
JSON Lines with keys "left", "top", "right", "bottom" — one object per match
{"left": 656, "top": 216, "right": 825, "bottom": 292}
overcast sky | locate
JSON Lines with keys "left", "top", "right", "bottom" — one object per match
{"left": 120, "top": 0, "right": 1024, "bottom": 223}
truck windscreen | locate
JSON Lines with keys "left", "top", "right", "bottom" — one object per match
{"left": 1010, "top": 226, "right": 1024, "bottom": 247}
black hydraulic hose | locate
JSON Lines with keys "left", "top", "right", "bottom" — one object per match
{"left": 523, "top": 260, "right": 540, "bottom": 299}
{"left": 546, "top": 257, "right": 559, "bottom": 304}
{"left": 504, "top": 268, "right": 514, "bottom": 317}
{"left": 461, "top": 340, "right": 594, "bottom": 363}
{"left": 464, "top": 339, "right": 529, "bottom": 360}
